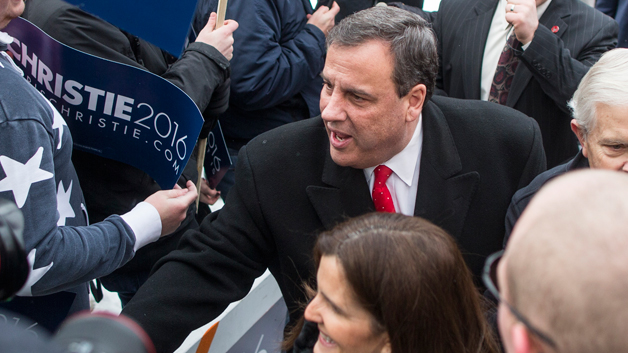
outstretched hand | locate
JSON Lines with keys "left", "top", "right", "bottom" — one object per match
{"left": 145, "top": 180, "right": 198, "bottom": 236}
{"left": 196, "top": 12, "right": 239, "bottom": 60}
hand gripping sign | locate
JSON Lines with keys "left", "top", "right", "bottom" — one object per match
{"left": 5, "top": 17, "right": 204, "bottom": 189}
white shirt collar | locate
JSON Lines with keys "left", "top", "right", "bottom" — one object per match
{"left": 364, "top": 113, "right": 423, "bottom": 187}
{"left": 536, "top": 0, "right": 552, "bottom": 19}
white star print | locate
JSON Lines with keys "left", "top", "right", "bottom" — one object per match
{"left": 16, "top": 248, "right": 53, "bottom": 296}
{"left": 56, "top": 180, "right": 75, "bottom": 226}
{"left": 81, "top": 203, "right": 90, "bottom": 225}
{"left": 47, "top": 100, "right": 67, "bottom": 150}
{"left": 0, "top": 147, "right": 53, "bottom": 208}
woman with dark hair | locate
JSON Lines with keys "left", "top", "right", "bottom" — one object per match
{"left": 286, "top": 212, "right": 499, "bottom": 353}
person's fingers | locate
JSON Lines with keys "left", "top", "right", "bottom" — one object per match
{"left": 158, "top": 185, "right": 189, "bottom": 199}
{"left": 221, "top": 19, "right": 239, "bottom": 33}
{"left": 178, "top": 184, "right": 198, "bottom": 205}
{"left": 177, "top": 188, "right": 198, "bottom": 208}
{"left": 200, "top": 179, "right": 210, "bottom": 193}
{"left": 329, "top": 1, "right": 340, "bottom": 16}
{"left": 204, "top": 189, "right": 220, "bottom": 197}
{"left": 205, "top": 12, "right": 217, "bottom": 32}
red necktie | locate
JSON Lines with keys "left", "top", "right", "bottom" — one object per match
{"left": 488, "top": 32, "right": 520, "bottom": 105}
{"left": 372, "top": 165, "right": 396, "bottom": 213}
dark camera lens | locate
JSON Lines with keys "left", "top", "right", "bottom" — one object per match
{"left": 53, "top": 313, "right": 156, "bottom": 353}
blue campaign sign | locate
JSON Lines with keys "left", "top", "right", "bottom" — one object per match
{"left": 5, "top": 18, "right": 204, "bottom": 189}
{"left": 204, "top": 121, "right": 232, "bottom": 189}
{"left": 63, "top": 0, "right": 198, "bottom": 56}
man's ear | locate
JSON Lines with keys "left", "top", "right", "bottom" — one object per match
{"left": 512, "top": 322, "right": 545, "bottom": 353}
{"left": 512, "top": 323, "right": 532, "bottom": 353}
{"left": 570, "top": 119, "right": 588, "bottom": 158}
{"left": 405, "top": 84, "right": 427, "bottom": 123}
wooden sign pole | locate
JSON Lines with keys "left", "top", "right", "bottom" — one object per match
{"left": 196, "top": 0, "right": 229, "bottom": 212}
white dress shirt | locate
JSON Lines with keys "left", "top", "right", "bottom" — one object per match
{"left": 480, "top": 0, "right": 553, "bottom": 101}
{"left": 364, "top": 115, "right": 423, "bottom": 216}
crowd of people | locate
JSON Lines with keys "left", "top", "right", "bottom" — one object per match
{"left": 1, "top": 0, "right": 627, "bottom": 352}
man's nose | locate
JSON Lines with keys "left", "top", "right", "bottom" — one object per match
{"left": 321, "top": 92, "right": 346, "bottom": 122}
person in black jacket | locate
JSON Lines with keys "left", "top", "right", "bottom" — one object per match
{"left": 121, "top": 8, "right": 545, "bottom": 352}
{"left": 21, "top": 0, "right": 238, "bottom": 305}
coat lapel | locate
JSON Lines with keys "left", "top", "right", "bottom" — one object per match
{"left": 507, "top": 0, "right": 570, "bottom": 106}
{"left": 414, "top": 100, "right": 479, "bottom": 239}
{"left": 461, "top": 0, "right": 498, "bottom": 99}
{"left": 306, "top": 100, "right": 480, "bottom": 238}
{"left": 306, "top": 151, "right": 373, "bottom": 230}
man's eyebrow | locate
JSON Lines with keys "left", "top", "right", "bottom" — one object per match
{"left": 320, "top": 290, "right": 345, "bottom": 315}
{"left": 345, "top": 87, "right": 375, "bottom": 100}
{"left": 319, "top": 72, "right": 375, "bottom": 100}
{"left": 599, "top": 137, "right": 628, "bottom": 145}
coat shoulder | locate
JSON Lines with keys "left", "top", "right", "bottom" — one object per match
{"left": 243, "top": 118, "right": 328, "bottom": 170}
{"left": 430, "top": 95, "right": 541, "bottom": 141}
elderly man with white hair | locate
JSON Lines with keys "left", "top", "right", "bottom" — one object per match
{"left": 505, "top": 48, "right": 628, "bottom": 240}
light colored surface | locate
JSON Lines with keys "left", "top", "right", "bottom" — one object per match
{"left": 90, "top": 269, "right": 280, "bottom": 353}
{"left": 209, "top": 197, "right": 225, "bottom": 212}
{"left": 90, "top": 283, "right": 122, "bottom": 315}
{"left": 423, "top": 0, "right": 441, "bottom": 11}
{"left": 175, "top": 270, "right": 282, "bottom": 353}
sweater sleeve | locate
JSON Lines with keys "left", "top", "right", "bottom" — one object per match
{"left": 0, "top": 76, "right": 144, "bottom": 296}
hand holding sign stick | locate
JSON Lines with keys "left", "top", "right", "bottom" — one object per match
{"left": 196, "top": 0, "right": 229, "bottom": 212}
{"left": 216, "top": 0, "right": 229, "bottom": 28}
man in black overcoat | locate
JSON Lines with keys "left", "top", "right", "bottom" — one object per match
{"left": 122, "top": 7, "right": 546, "bottom": 352}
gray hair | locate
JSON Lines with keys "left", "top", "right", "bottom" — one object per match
{"left": 568, "top": 48, "right": 628, "bottom": 136}
{"left": 327, "top": 6, "right": 438, "bottom": 99}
